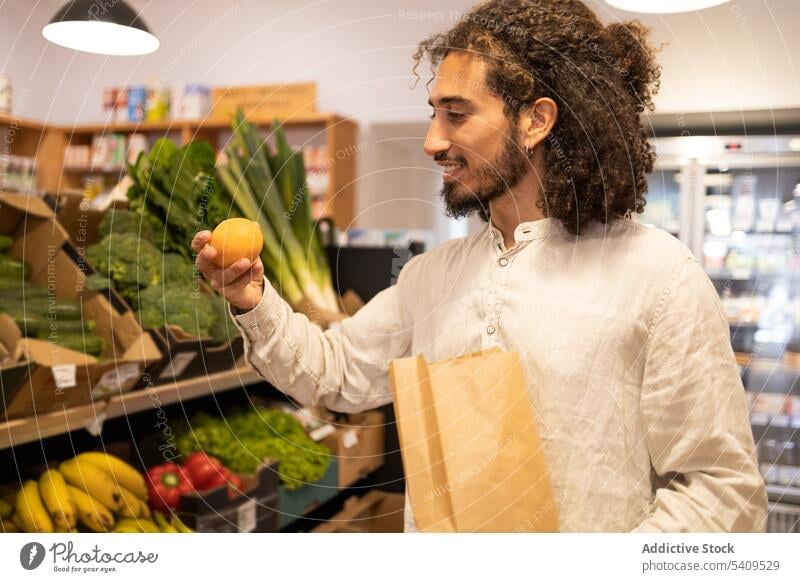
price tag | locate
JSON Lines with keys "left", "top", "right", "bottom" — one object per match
{"left": 309, "top": 423, "right": 336, "bottom": 442}
{"left": 51, "top": 365, "right": 77, "bottom": 390}
{"left": 93, "top": 363, "right": 142, "bottom": 399}
{"left": 237, "top": 499, "right": 257, "bottom": 532}
{"left": 85, "top": 411, "right": 107, "bottom": 437}
{"left": 342, "top": 428, "right": 359, "bottom": 449}
{"left": 158, "top": 352, "right": 196, "bottom": 381}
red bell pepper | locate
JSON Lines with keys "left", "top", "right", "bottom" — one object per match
{"left": 146, "top": 463, "right": 194, "bottom": 512}
{"left": 183, "top": 452, "right": 224, "bottom": 490}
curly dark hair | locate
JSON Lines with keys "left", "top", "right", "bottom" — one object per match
{"left": 413, "top": 0, "right": 662, "bottom": 235}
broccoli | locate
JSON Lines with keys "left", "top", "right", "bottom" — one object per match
{"left": 137, "top": 283, "right": 217, "bottom": 339}
{"left": 97, "top": 207, "right": 158, "bottom": 241}
{"left": 85, "top": 233, "right": 163, "bottom": 303}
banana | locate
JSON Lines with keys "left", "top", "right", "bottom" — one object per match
{"left": 113, "top": 526, "right": 142, "bottom": 533}
{"left": 75, "top": 453, "right": 148, "bottom": 500}
{"left": 59, "top": 458, "right": 124, "bottom": 512}
{"left": 0, "top": 498, "right": 13, "bottom": 518}
{"left": 117, "top": 487, "right": 144, "bottom": 519}
{"left": 66, "top": 485, "right": 115, "bottom": 532}
{"left": 153, "top": 511, "right": 177, "bottom": 533}
{"left": 115, "top": 517, "right": 160, "bottom": 533}
{"left": 15, "top": 480, "right": 54, "bottom": 533}
{"left": 1, "top": 516, "right": 20, "bottom": 533}
{"left": 171, "top": 514, "right": 194, "bottom": 533}
{"left": 39, "top": 469, "right": 76, "bottom": 530}
{"left": 139, "top": 502, "right": 152, "bottom": 519}
{"left": 0, "top": 483, "right": 19, "bottom": 505}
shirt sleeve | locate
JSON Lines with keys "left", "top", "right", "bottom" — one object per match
{"left": 631, "top": 257, "right": 768, "bottom": 532}
{"left": 227, "top": 260, "right": 417, "bottom": 414}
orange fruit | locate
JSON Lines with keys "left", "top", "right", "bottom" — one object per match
{"left": 209, "top": 218, "right": 263, "bottom": 268}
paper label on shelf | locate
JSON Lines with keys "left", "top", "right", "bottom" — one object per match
{"left": 309, "top": 423, "right": 336, "bottom": 442}
{"left": 85, "top": 411, "right": 107, "bottom": 437}
{"left": 342, "top": 428, "right": 359, "bottom": 449}
{"left": 93, "top": 363, "right": 142, "bottom": 399}
{"left": 158, "top": 352, "right": 196, "bottom": 381}
{"left": 237, "top": 499, "right": 257, "bottom": 532}
{"left": 52, "top": 365, "right": 77, "bottom": 390}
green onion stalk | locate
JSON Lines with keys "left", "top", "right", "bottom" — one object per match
{"left": 215, "top": 111, "right": 339, "bottom": 312}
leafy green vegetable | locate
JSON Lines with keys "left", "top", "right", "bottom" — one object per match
{"left": 173, "top": 407, "right": 331, "bottom": 490}
{"left": 216, "top": 111, "right": 338, "bottom": 311}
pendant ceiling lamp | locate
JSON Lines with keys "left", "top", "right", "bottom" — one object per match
{"left": 605, "top": 0, "right": 731, "bottom": 14}
{"left": 43, "top": 0, "right": 159, "bottom": 56}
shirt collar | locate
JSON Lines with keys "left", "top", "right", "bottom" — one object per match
{"left": 487, "top": 217, "right": 559, "bottom": 246}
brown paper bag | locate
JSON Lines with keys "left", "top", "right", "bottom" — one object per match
{"left": 389, "top": 348, "right": 559, "bottom": 532}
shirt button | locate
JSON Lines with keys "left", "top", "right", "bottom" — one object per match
{"left": 250, "top": 323, "right": 258, "bottom": 330}
{"left": 486, "top": 325, "right": 496, "bottom": 335}
{"left": 498, "top": 257, "right": 508, "bottom": 267}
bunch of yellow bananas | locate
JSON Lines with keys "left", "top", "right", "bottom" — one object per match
{"left": 0, "top": 452, "right": 190, "bottom": 533}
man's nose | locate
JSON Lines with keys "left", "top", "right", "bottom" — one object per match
{"left": 424, "top": 123, "right": 450, "bottom": 158}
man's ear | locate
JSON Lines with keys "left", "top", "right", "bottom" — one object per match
{"left": 520, "top": 97, "right": 558, "bottom": 151}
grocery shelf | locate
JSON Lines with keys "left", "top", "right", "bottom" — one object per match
{"left": 766, "top": 485, "right": 800, "bottom": 505}
{"left": 103, "top": 366, "right": 262, "bottom": 418}
{"left": 62, "top": 113, "right": 339, "bottom": 134}
{"left": 0, "top": 366, "right": 263, "bottom": 450}
{"left": 0, "top": 112, "right": 48, "bottom": 131}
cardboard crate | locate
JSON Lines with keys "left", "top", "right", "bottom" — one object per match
{"left": 141, "top": 321, "right": 245, "bottom": 386}
{"left": 312, "top": 490, "right": 405, "bottom": 533}
{"left": 0, "top": 192, "right": 160, "bottom": 419}
{"left": 277, "top": 457, "right": 339, "bottom": 529}
{"left": 321, "top": 410, "right": 386, "bottom": 488}
{"left": 177, "top": 462, "right": 280, "bottom": 533}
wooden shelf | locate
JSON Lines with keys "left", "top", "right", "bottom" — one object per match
{"left": 62, "top": 113, "right": 338, "bottom": 135}
{"left": 0, "top": 366, "right": 263, "bottom": 450}
{"left": 0, "top": 112, "right": 47, "bottom": 132}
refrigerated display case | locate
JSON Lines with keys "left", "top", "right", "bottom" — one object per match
{"left": 642, "top": 130, "right": 800, "bottom": 532}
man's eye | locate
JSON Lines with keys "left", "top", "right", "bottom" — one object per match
{"left": 447, "top": 111, "right": 466, "bottom": 122}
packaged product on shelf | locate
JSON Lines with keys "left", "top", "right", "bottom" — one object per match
{"left": 0, "top": 155, "right": 36, "bottom": 193}
{"left": 102, "top": 87, "right": 127, "bottom": 123}
{"left": 126, "top": 134, "right": 148, "bottom": 163}
{"left": 63, "top": 144, "right": 91, "bottom": 169}
{"left": 0, "top": 73, "right": 10, "bottom": 114}
{"left": 127, "top": 86, "right": 147, "bottom": 122}
{"left": 170, "top": 83, "right": 211, "bottom": 120}
{"left": 145, "top": 84, "right": 170, "bottom": 122}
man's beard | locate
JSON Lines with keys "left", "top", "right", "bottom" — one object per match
{"left": 437, "top": 122, "right": 530, "bottom": 220}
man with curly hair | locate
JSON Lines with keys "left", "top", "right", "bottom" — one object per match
{"left": 193, "top": 0, "right": 767, "bottom": 532}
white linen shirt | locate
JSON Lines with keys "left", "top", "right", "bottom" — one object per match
{"left": 230, "top": 217, "right": 768, "bottom": 532}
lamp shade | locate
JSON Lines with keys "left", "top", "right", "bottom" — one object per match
{"left": 605, "top": 0, "right": 731, "bottom": 14}
{"left": 42, "top": 0, "right": 159, "bottom": 56}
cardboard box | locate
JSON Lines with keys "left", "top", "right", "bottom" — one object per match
{"left": 140, "top": 320, "right": 245, "bottom": 386}
{"left": 277, "top": 457, "right": 339, "bottom": 529}
{"left": 0, "top": 192, "right": 160, "bottom": 418}
{"left": 312, "top": 490, "right": 405, "bottom": 533}
{"left": 321, "top": 410, "right": 386, "bottom": 488}
{"left": 43, "top": 190, "right": 116, "bottom": 252}
{"left": 211, "top": 82, "right": 317, "bottom": 121}
{"left": 177, "top": 462, "right": 280, "bottom": 533}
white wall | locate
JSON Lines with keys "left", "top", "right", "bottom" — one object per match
{"left": 2, "top": 0, "right": 799, "bottom": 238}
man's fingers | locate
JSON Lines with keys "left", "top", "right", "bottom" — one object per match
{"left": 250, "top": 258, "right": 264, "bottom": 281}
{"left": 219, "top": 259, "right": 253, "bottom": 286}
{"left": 191, "top": 230, "right": 212, "bottom": 253}
{"left": 195, "top": 246, "right": 219, "bottom": 275}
